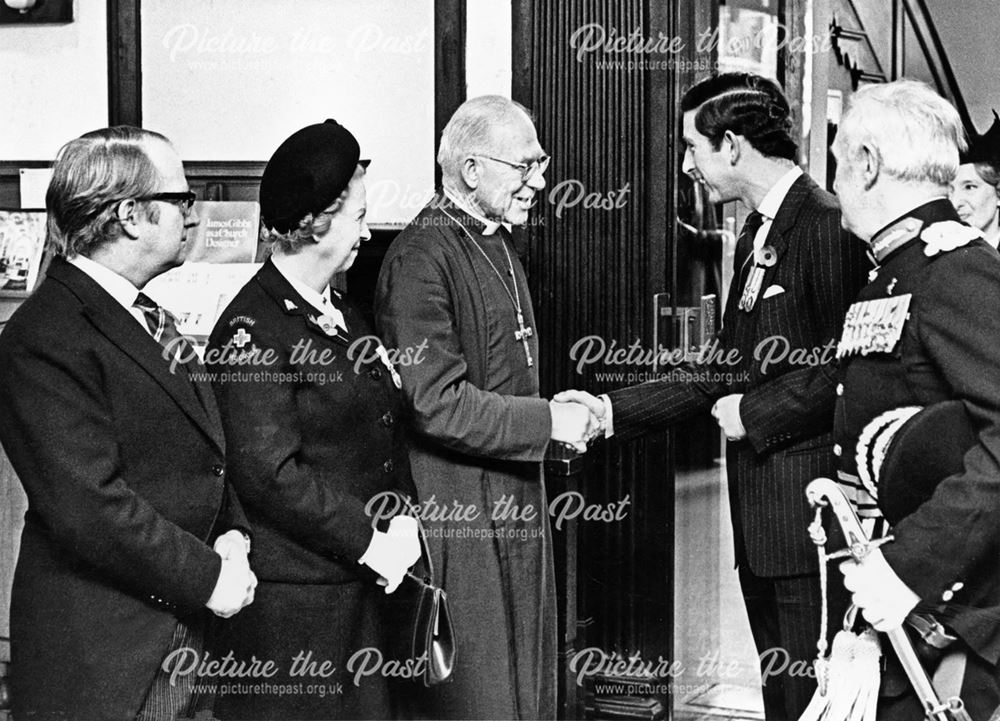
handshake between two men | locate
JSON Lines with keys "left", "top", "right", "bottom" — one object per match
{"left": 548, "top": 389, "right": 750, "bottom": 450}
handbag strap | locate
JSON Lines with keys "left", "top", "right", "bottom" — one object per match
{"left": 400, "top": 495, "right": 437, "bottom": 586}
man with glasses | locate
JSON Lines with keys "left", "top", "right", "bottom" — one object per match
{"left": 375, "top": 95, "right": 593, "bottom": 720}
{"left": 0, "top": 126, "right": 255, "bottom": 720}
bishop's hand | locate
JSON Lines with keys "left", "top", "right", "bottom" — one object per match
{"left": 549, "top": 398, "right": 603, "bottom": 452}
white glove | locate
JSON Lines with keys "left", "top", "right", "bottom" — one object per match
{"left": 839, "top": 548, "right": 920, "bottom": 631}
{"left": 358, "top": 515, "right": 421, "bottom": 593}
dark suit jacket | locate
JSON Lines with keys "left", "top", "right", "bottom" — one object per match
{"left": 0, "top": 257, "right": 247, "bottom": 721}
{"left": 608, "top": 172, "right": 869, "bottom": 576}
{"left": 206, "top": 259, "right": 415, "bottom": 719}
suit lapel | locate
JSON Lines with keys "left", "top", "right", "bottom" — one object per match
{"left": 49, "top": 259, "right": 224, "bottom": 452}
{"left": 743, "top": 173, "right": 815, "bottom": 317}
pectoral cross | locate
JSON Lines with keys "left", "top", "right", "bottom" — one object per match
{"left": 515, "top": 312, "right": 534, "bottom": 367}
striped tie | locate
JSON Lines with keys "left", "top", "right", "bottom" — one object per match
{"left": 133, "top": 292, "right": 195, "bottom": 363}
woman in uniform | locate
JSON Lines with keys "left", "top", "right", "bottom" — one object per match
{"left": 206, "top": 120, "right": 419, "bottom": 720}
{"left": 950, "top": 112, "right": 1000, "bottom": 247}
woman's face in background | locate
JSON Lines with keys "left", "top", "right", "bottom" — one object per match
{"left": 950, "top": 163, "right": 1000, "bottom": 232}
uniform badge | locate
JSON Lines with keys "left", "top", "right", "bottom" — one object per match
{"left": 284, "top": 299, "right": 298, "bottom": 311}
{"left": 921, "top": 221, "right": 983, "bottom": 256}
{"left": 231, "top": 327, "right": 252, "bottom": 349}
{"left": 227, "top": 315, "right": 256, "bottom": 327}
{"left": 310, "top": 314, "right": 343, "bottom": 337}
{"left": 836, "top": 294, "right": 912, "bottom": 358}
{"left": 375, "top": 343, "right": 403, "bottom": 389}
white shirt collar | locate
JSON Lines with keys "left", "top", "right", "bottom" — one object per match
{"left": 443, "top": 186, "right": 511, "bottom": 236}
{"left": 270, "top": 255, "right": 348, "bottom": 334}
{"left": 68, "top": 254, "right": 143, "bottom": 310}
{"left": 757, "top": 165, "right": 803, "bottom": 220}
{"left": 270, "top": 255, "right": 333, "bottom": 315}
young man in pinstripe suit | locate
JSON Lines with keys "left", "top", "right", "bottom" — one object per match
{"left": 557, "top": 73, "right": 869, "bottom": 720}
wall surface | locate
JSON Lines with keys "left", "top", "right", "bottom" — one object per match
{"left": 0, "top": 0, "right": 107, "bottom": 160}
{"left": 923, "top": 0, "right": 999, "bottom": 132}
{"left": 466, "top": 0, "right": 512, "bottom": 98}
{"left": 141, "top": 0, "right": 435, "bottom": 225}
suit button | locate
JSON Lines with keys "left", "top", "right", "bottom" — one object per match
{"left": 382, "top": 460, "right": 394, "bottom": 474}
{"left": 836, "top": 383, "right": 843, "bottom": 396}
{"left": 370, "top": 367, "right": 382, "bottom": 380}
{"left": 381, "top": 411, "right": 394, "bottom": 428}
{"left": 212, "top": 464, "right": 225, "bottom": 477}
{"left": 833, "top": 444, "right": 842, "bottom": 457}
{"left": 942, "top": 590, "right": 954, "bottom": 602}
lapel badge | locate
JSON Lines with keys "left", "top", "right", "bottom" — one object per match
{"left": 310, "top": 314, "right": 341, "bottom": 337}
{"left": 284, "top": 299, "right": 298, "bottom": 311}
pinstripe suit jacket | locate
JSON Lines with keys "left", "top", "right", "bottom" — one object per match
{"left": 608, "top": 172, "right": 869, "bottom": 576}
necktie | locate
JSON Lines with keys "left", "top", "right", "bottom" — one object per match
{"left": 133, "top": 292, "right": 195, "bottom": 364}
{"left": 736, "top": 211, "right": 764, "bottom": 287}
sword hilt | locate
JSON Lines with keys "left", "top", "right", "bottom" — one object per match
{"left": 806, "top": 477, "right": 963, "bottom": 721}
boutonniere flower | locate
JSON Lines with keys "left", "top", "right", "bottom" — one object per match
{"left": 756, "top": 244, "right": 778, "bottom": 268}
{"left": 921, "top": 221, "right": 983, "bottom": 256}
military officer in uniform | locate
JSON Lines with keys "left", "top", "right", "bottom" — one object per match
{"left": 206, "top": 120, "right": 420, "bottom": 720}
{"left": 830, "top": 80, "right": 1000, "bottom": 720}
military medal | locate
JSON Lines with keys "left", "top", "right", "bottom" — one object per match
{"left": 442, "top": 208, "right": 535, "bottom": 367}
{"left": 836, "top": 294, "right": 912, "bottom": 358}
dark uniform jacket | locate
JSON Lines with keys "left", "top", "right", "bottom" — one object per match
{"left": 0, "top": 257, "right": 246, "bottom": 721}
{"left": 609, "top": 172, "right": 870, "bottom": 576}
{"left": 833, "top": 198, "right": 1000, "bottom": 666}
{"left": 207, "top": 258, "right": 415, "bottom": 720}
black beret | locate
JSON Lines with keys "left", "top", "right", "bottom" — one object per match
{"left": 877, "top": 400, "right": 977, "bottom": 525}
{"left": 260, "top": 119, "right": 371, "bottom": 234}
{"left": 961, "top": 110, "right": 1000, "bottom": 167}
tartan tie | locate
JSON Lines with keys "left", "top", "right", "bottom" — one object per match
{"left": 133, "top": 292, "right": 195, "bottom": 363}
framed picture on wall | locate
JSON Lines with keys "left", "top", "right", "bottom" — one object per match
{"left": 0, "top": 209, "right": 47, "bottom": 297}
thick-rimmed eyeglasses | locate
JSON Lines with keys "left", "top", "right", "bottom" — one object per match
{"left": 135, "top": 191, "right": 197, "bottom": 214}
{"left": 476, "top": 154, "right": 551, "bottom": 183}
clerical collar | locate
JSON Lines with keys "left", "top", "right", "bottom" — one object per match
{"left": 869, "top": 196, "right": 953, "bottom": 262}
{"left": 756, "top": 165, "right": 802, "bottom": 219}
{"left": 443, "top": 186, "right": 511, "bottom": 236}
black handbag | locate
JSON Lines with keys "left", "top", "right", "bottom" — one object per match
{"left": 383, "top": 512, "right": 456, "bottom": 687}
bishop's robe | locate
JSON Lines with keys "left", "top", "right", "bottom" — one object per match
{"left": 375, "top": 194, "right": 557, "bottom": 720}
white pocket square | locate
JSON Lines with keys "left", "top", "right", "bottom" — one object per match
{"left": 762, "top": 285, "right": 785, "bottom": 299}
